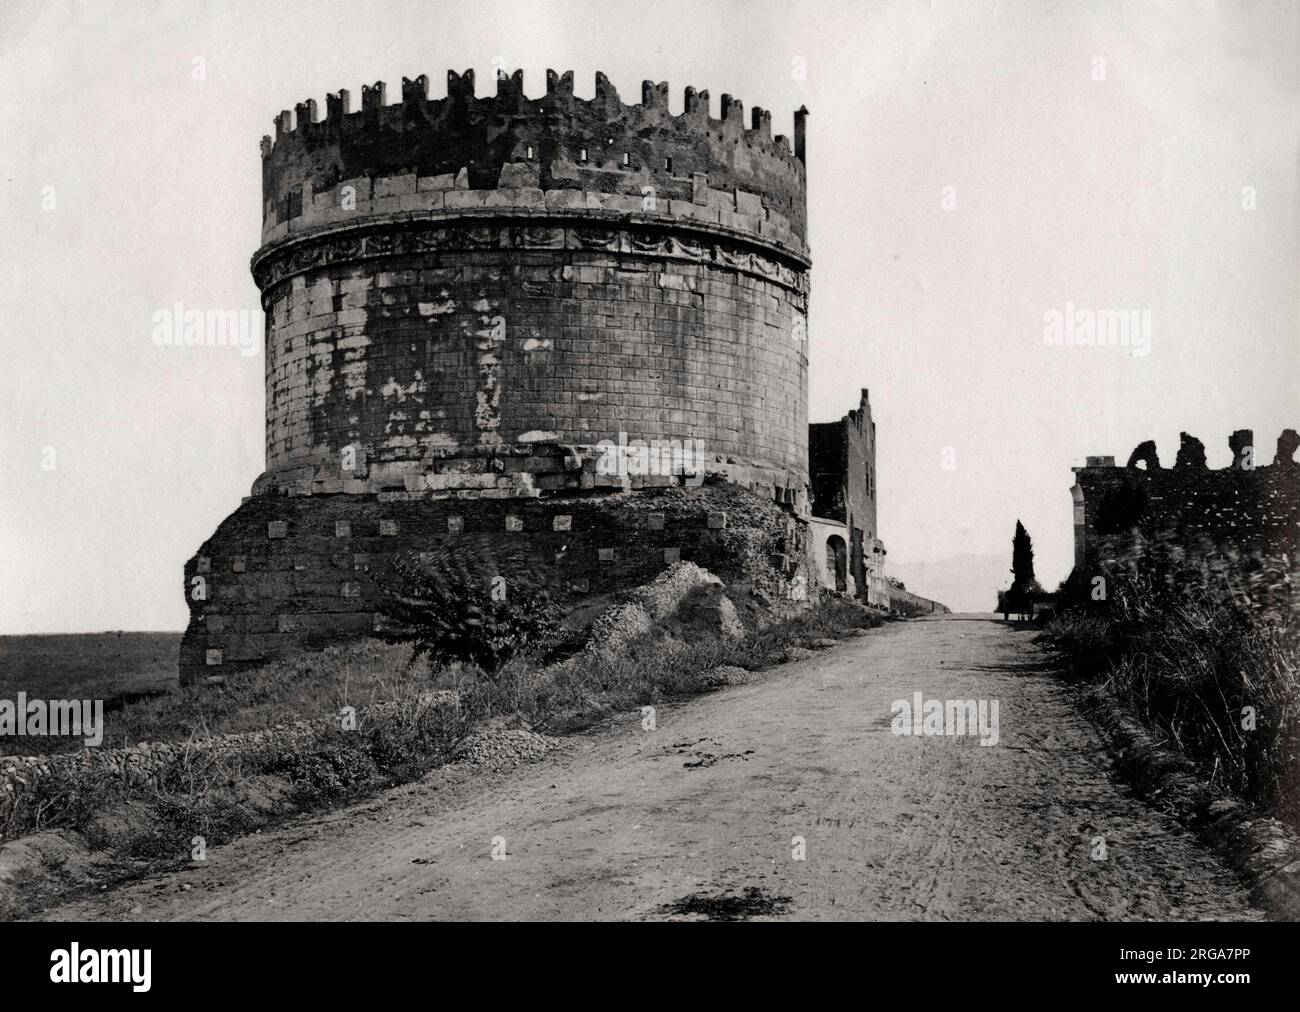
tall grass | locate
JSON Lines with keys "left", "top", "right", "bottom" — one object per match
{"left": 1048, "top": 550, "right": 1300, "bottom": 824}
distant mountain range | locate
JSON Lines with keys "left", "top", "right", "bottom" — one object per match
{"left": 886, "top": 553, "right": 1015, "bottom": 614}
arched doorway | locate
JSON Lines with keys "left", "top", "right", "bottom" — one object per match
{"left": 826, "top": 534, "right": 848, "bottom": 593}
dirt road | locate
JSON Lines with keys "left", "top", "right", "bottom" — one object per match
{"left": 49, "top": 616, "right": 1263, "bottom": 921}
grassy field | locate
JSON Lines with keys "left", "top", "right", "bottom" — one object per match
{"left": 0, "top": 633, "right": 181, "bottom": 753}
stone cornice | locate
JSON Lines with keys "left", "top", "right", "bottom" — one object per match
{"left": 251, "top": 207, "right": 812, "bottom": 302}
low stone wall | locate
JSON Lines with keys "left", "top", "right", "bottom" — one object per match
{"left": 182, "top": 484, "right": 813, "bottom": 683}
{"left": 888, "top": 587, "right": 950, "bottom": 615}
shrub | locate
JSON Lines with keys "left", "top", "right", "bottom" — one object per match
{"left": 377, "top": 537, "right": 562, "bottom": 675}
{"left": 0, "top": 762, "right": 121, "bottom": 842}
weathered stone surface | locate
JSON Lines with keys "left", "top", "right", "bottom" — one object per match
{"left": 1173, "top": 431, "right": 1207, "bottom": 469}
{"left": 718, "top": 595, "right": 745, "bottom": 639}
{"left": 252, "top": 72, "right": 809, "bottom": 498}
{"left": 1125, "top": 439, "right": 1160, "bottom": 470}
{"left": 1071, "top": 430, "right": 1300, "bottom": 620}
{"left": 181, "top": 486, "right": 811, "bottom": 681}
{"left": 181, "top": 70, "right": 819, "bottom": 682}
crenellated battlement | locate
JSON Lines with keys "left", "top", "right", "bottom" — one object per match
{"left": 1073, "top": 429, "right": 1300, "bottom": 474}
{"left": 262, "top": 69, "right": 806, "bottom": 163}
{"left": 258, "top": 69, "right": 809, "bottom": 254}
{"left": 1069, "top": 428, "right": 1300, "bottom": 579}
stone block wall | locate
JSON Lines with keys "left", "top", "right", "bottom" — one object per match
{"left": 888, "top": 586, "right": 949, "bottom": 615}
{"left": 257, "top": 238, "right": 808, "bottom": 499}
{"left": 1070, "top": 429, "right": 1300, "bottom": 618}
{"left": 181, "top": 485, "right": 812, "bottom": 682}
{"left": 250, "top": 68, "right": 811, "bottom": 504}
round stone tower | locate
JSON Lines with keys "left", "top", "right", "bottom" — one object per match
{"left": 180, "top": 70, "right": 813, "bottom": 683}
{"left": 251, "top": 69, "right": 810, "bottom": 499}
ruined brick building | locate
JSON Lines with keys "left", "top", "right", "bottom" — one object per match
{"left": 180, "top": 70, "right": 818, "bottom": 681}
{"left": 1070, "top": 428, "right": 1300, "bottom": 621}
{"left": 808, "top": 390, "right": 888, "bottom": 606}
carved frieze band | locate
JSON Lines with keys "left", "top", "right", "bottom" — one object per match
{"left": 253, "top": 219, "right": 811, "bottom": 300}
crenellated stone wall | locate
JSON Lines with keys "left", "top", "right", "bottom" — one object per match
{"left": 1070, "top": 428, "right": 1300, "bottom": 621}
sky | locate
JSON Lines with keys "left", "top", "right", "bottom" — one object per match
{"left": 1, "top": 0, "right": 1296, "bottom": 630}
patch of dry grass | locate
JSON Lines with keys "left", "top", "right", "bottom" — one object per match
{"left": 436, "top": 591, "right": 886, "bottom": 734}
{"left": 1047, "top": 578, "right": 1300, "bottom": 824}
